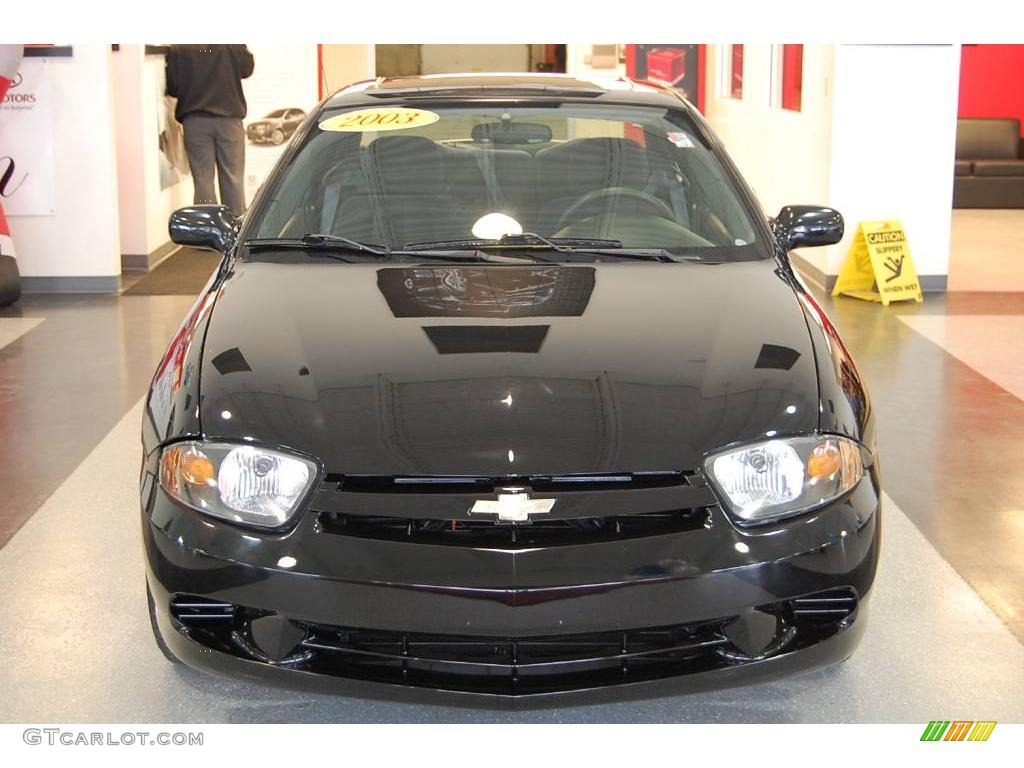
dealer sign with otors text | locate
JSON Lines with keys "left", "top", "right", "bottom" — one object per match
{"left": 0, "top": 58, "right": 56, "bottom": 217}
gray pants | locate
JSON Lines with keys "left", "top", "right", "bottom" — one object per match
{"left": 182, "top": 115, "right": 246, "bottom": 216}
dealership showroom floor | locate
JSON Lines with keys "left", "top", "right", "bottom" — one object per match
{"left": 1, "top": 280, "right": 1023, "bottom": 723}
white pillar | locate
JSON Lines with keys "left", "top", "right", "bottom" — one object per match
{"left": 8, "top": 45, "right": 123, "bottom": 291}
{"left": 112, "top": 45, "right": 195, "bottom": 269}
{"left": 811, "top": 44, "right": 960, "bottom": 290}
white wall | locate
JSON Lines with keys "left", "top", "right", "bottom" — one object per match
{"left": 703, "top": 43, "right": 959, "bottom": 284}
{"left": 420, "top": 45, "right": 530, "bottom": 75}
{"left": 320, "top": 44, "right": 375, "bottom": 95}
{"left": 113, "top": 45, "right": 192, "bottom": 260}
{"left": 112, "top": 45, "right": 146, "bottom": 258}
{"left": 703, "top": 44, "right": 835, "bottom": 217}
{"left": 817, "top": 44, "right": 960, "bottom": 281}
{"left": 8, "top": 45, "right": 122, "bottom": 284}
{"left": 566, "top": 45, "right": 626, "bottom": 81}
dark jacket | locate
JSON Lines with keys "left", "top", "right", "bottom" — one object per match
{"left": 165, "top": 45, "right": 255, "bottom": 123}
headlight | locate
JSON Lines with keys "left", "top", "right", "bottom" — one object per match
{"left": 159, "top": 441, "right": 318, "bottom": 529}
{"left": 704, "top": 435, "right": 863, "bottom": 525}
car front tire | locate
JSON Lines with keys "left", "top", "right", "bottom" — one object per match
{"left": 271, "top": 129, "right": 285, "bottom": 145}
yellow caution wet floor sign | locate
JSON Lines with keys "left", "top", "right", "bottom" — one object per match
{"left": 832, "top": 220, "right": 923, "bottom": 306}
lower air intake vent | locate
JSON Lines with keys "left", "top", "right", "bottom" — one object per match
{"left": 166, "top": 587, "right": 860, "bottom": 695}
{"left": 790, "top": 588, "right": 858, "bottom": 624}
{"left": 170, "top": 595, "right": 236, "bottom": 625}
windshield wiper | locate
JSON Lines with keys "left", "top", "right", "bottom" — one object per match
{"left": 243, "top": 235, "right": 536, "bottom": 264}
{"left": 244, "top": 234, "right": 391, "bottom": 256}
{"left": 245, "top": 233, "right": 706, "bottom": 265}
{"left": 402, "top": 233, "right": 688, "bottom": 262}
{"left": 404, "top": 233, "right": 623, "bottom": 252}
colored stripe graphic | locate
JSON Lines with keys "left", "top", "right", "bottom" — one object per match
{"left": 968, "top": 722, "right": 997, "bottom": 742}
{"left": 944, "top": 721, "right": 973, "bottom": 741}
{"left": 921, "top": 721, "right": 996, "bottom": 741}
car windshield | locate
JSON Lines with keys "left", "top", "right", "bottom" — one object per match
{"left": 246, "top": 101, "right": 766, "bottom": 261}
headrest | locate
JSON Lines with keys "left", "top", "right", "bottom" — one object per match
{"left": 537, "top": 138, "right": 651, "bottom": 194}
{"left": 367, "top": 135, "right": 446, "bottom": 194}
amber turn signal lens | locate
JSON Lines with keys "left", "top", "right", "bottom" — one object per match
{"left": 807, "top": 443, "right": 842, "bottom": 479}
{"left": 160, "top": 443, "right": 216, "bottom": 494}
{"left": 181, "top": 451, "right": 215, "bottom": 486}
{"left": 159, "top": 445, "right": 181, "bottom": 494}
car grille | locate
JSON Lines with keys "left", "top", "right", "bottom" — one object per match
{"left": 319, "top": 509, "right": 710, "bottom": 546}
{"left": 169, "top": 587, "right": 859, "bottom": 695}
{"left": 311, "top": 471, "right": 716, "bottom": 547}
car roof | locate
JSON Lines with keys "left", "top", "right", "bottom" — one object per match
{"left": 320, "top": 72, "right": 692, "bottom": 112}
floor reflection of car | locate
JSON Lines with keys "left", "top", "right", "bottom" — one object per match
{"left": 147, "top": 73, "right": 879, "bottom": 703}
{"left": 246, "top": 107, "right": 305, "bottom": 145}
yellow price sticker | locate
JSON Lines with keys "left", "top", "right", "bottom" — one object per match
{"left": 318, "top": 107, "right": 440, "bottom": 133}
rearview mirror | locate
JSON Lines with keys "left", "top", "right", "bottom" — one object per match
{"left": 471, "top": 121, "right": 553, "bottom": 145}
{"left": 775, "top": 206, "right": 844, "bottom": 250}
{"left": 169, "top": 205, "right": 240, "bottom": 253}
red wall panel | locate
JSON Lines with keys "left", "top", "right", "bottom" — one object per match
{"left": 958, "top": 44, "right": 1024, "bottom": 136}
{"left": 781, "top": 44, "right": 803, "bottom": 112}
{"left": 731, "top": 44, "right": 744, "bottom": 99}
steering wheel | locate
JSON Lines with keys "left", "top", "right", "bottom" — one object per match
{"left": 556, "top": 186, "right": 677, "bottom": 233}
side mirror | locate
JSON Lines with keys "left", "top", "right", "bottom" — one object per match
{"left": 169, "top": 205, "right": 239, "bottom": 253}
{"left": 774, "top": 206, "right": 844, "bottom": 250}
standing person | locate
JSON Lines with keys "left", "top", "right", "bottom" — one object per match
{"left": 166, "top": 45, "right": 254, "bottom": 217}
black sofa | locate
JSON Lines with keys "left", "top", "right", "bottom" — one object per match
{"left": 953, "top": 118, "right": 1024, "bottom": 208}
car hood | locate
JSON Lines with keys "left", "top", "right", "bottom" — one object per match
{"left": 199, "top": 259, "right": 819, "bottom": 475}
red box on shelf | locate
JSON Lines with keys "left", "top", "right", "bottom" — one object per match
{"left": 646, "top": 48, "right": 687, "bottom": 84}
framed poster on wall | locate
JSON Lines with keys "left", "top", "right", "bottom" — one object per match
{"left": 0, "top": 57, "right": 56, "bottom": 216}
{"left": 625, "top": 44, "right": 705, "bottom": 113}
{"left": 145, "top": 47, "right": 190, "bottom": 190}
{"left": 241, "top": 44, "right": 319, "bottom": 207}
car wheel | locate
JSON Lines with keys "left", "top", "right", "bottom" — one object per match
{"left": 147, "top": 583, "right": 182, "bottom": 665}
{"left": 271, "top": 129, "right": 285, "bottom": 145}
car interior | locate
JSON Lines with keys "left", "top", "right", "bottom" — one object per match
{"left": 265, "top": 117, "right": 759, "bottom": 251}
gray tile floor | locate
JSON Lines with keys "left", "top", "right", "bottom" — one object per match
{"left": 0, "top": 295, "right": 194, "bottom": 546}
{"left": 1, "top": 400, "right": 1021, "bottom": 723}
{"left": 823, "top": 290, "right": 1024, "bottom": 643}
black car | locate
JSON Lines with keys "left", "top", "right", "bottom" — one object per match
{"left": 246, "top": 107, "right": 306, "bottom": 145}
{"left": 144, "top": 73, "right": 879, "bottom": 703}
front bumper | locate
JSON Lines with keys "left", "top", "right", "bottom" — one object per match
{"left": 142, "top": 462, "right": 880, "bottom": 704}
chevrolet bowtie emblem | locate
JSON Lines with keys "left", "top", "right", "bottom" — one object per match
{"left": 469, "top": 488, "right": 555, "bottom": 522}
